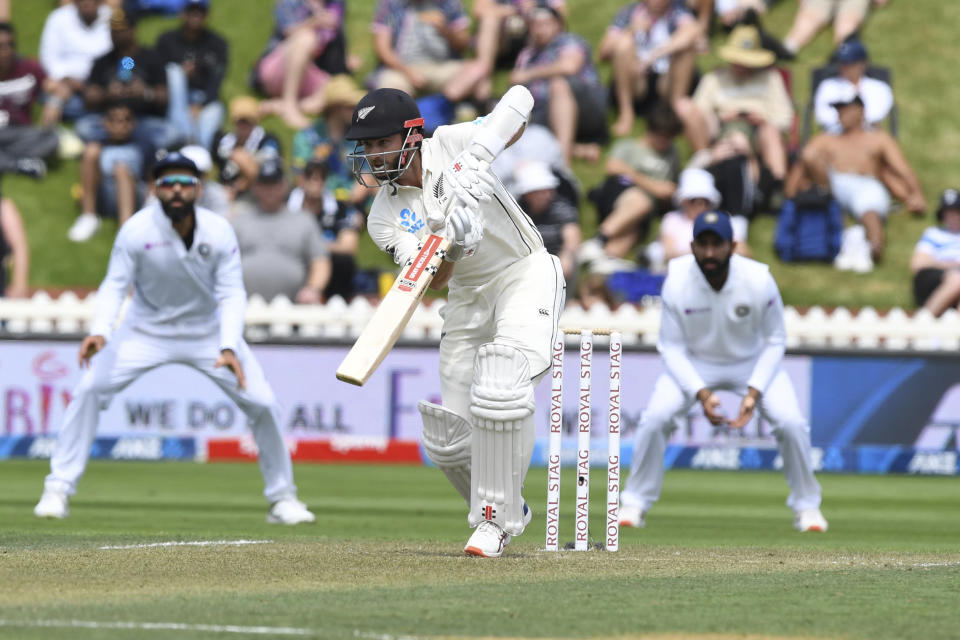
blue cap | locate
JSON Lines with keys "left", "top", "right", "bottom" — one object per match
{"left": 185, "top": 0, "right": 209, "bottom": 9}
{"left": 834, "top": 39, "right": 868, "bottom": 63}
{"left": 693, "top": 211, "right": 733, "bottom": 241}
{"left": 152, "top": 150, "right": 199, "bottom": 179}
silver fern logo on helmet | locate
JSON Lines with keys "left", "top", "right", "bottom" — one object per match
{"left": 357, "top": 106, "right": 375, "bottom": 120}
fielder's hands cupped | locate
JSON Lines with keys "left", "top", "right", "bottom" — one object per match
{"left": 78, "top": 335, "right": 106, "bottom": 368}
{"left": 443, "top": 150, "right": 496, "bottom": 212}
{"left": 444, "top": 206, "right": 483, "bottom": 261}
{"left": 696, "top": 388, "right": 726, "bottom": 426}
{"left": 215, "top": 348, "right": 247, "bottom": 390}
{"left": 729, "top": 388, "right": 761, "bottom": 429}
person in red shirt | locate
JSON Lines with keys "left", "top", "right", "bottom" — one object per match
{"left": 0, "top": 22, "right": 59, "bottom": 178}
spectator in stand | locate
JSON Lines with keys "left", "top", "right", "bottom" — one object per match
{"left": 370, "top": 0, "right": 487, "bottom": 108}
{"left": 287, "top": 157, "right": 363, "bottom": 300}
{"left": 511, "top": 6, "right": 608, "bottom": 163}
{"left": 911, "top": 189, "right": 960, "bottom": 317}
{"left": 786, "top": 87, "right": 925, "bottom": 264}
{"left": 75, "top": 8, "right": 178, "bottom": 151}
{"left": 658, "top": 167, "right": 750, "bottom": 267}
{"left": 0, "top": 197, "right": 30, "bottom": 298}
{"left": 598, "top": 0, "right": 702, "bottom": 138}
{"left": 39, "top": 0, "right": 112, "bottom": 124}
{"left": 513, "top": 161, "right": 581, "bottom": 289}
{"left": 231, "top": 157, "right": 331, "bottom": 303}
{"left": 0, "top": 23, "right": 59, "bottom": 178}
{"left": 69, "top": 100, "right": 148, "bottom": 241}
{"left": 255, "top": 0, "right": 346, "bottom": 130}
{"left": 677, "top": 25, "right": 792, "bottom": 194}
{"left": 492, "top": 122, "right": 579, "bottom": 207}
{"left": 579, "top": 102, "right": 683, "bottom": 273}
{"left": 813, "top": 39, "right": 892, "bottom": 135}
{"left": 469, "top": 1, "right": 566, "bottom": 102}
{"left": 291, "top": 74, "right": 370, "bottom": 205}
{"left": 212, "top": 96, "right": 282, "bottom": 200}
{"left": 575, "top": 273, "right": 617, "bottom": 310}
{"left": 155, "top": 0, "right": 228, "bottom": 150}
{"left": 782, "top": 0, "right": 890, "bottom": 56}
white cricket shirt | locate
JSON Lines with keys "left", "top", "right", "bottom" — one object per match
{"left": 657, "top": 254, "right": 786, "bottom": 396}
{"left": 90, "top": 203, "right": 246, "bottom": 353}
{"left": 367, "top": 122, "right": 545, "bottom": 287}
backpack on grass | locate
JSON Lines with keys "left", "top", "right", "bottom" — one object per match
{"left": 774, "top": 187, "right": 843, "bottom": 262}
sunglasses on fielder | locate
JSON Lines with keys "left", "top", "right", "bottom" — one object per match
{"left": 155, "top": 175, "right": 200, "bottom": 189}
{"left": 347, "top": 118, "right": 424, "bottom": 190}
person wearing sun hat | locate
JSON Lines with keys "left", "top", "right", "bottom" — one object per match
{"left": 291, "top": 74, "right": 370, "bottom": 203}
{"left": 678, "top": 24, "right": 792, "bottom": 193}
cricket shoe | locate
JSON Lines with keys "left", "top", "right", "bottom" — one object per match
{"left": 619, "top": 504, "right": 645, "bottom": 528}
{"left": 464, "top": 502, "right": 532, "bottom": 558}
{"left": 267, "top": 497, "right": 316, "bottom": 525}
{"left": 34, "top": 489, "right": 69, "bottom": 519}
{"left": 794, "top": 508, "right": 828, "bottom": 532}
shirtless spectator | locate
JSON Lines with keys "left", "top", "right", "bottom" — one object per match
{"left": 0, "top": 23, "right": 59, "bottom": 178}
{"left": 370, "top": 0, "right": 487, "bottom": 106}
{"left": 39, "top": 0, "right": 112, "bottom": 124}
{"left": 783, "top": 0, "right": 890, "bottom": 56}
{"left": 598, "top": 0, "right": 701, "bottom": 137}
{"left": 911, "top": 189, "right": 960, "bottom": 317}
{"left": 813, "top": 39, "right": 892, "bottom": 135}
{"left": 255, "top": 0, "right": 346, "bottom": 129}
{"left": 786, "top": 87, "right": 925, "bottom": 262}
{"left": 677, "top": 25, "right": 792, "bottom": 190}
{"left": 511, "top": 6, "right": 608, "bottom": 163}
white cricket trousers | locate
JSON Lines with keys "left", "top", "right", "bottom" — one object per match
{"left": 43, "top": 327, "right": 297, "bottom": 503}
{"left": 622, "top": 362, "right": 822, "bottom": 514}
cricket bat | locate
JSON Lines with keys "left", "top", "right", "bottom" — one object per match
{"left": 336, "top": 234, "right": 451, "bottom": 386}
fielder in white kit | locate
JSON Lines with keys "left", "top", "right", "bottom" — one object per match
{"left": 34, "top": 151, "right": 315, "bottom": 525}
{"left": 345, "top": 86, "right": 564, "bottom": 557}
{"left": 620, "top": 211, "right": 828, "bottom": 533}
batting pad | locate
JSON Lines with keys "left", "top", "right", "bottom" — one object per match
{"left": 418, "top": 400, "right": 472, "bottom": 503}
{"left": 468, "top": 343, "right": 535, "bottom": 536}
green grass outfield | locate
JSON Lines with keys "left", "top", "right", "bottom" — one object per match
{"left": 2, "top": 460, "right": 959, "bottom": 640}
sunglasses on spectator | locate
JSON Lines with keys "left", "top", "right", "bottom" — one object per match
{"left": 155, "top": 175, "right": 200, "bottom": 189}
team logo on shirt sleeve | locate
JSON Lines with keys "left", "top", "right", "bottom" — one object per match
{"left": 399, "top": 208, "right": 425, "bottom": 233}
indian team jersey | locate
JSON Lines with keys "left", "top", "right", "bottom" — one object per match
{"left": 90, "top": 202, "right": 246, "bottom": 352}
{"left": 367, "top": 121, "right": 545, "bottom": 287}
{"left": 658, "top": 254, "right": 785, "bottom": 393}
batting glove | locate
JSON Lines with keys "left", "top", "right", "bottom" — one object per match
{"left": 443, "top": 150, "right": 497, "bottom": 212}
{"left": 444, "top": 205, "right": 483, "bottom": 262}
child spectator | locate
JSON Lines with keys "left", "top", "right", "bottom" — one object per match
{"left": 155, "top": 0, "right": 228, "bottom": 149}
{"left": 580, "top": 103, "right": 683, "bottom": 271}
{"left": 69, "top": 100, "right": 148, "bottom": 241}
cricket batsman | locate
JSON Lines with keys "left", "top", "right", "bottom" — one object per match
{"left": 34, "top": 151, "right": 315, "bottom": 525}
{"left": 345, "top": 86, "right": 564, "bottom": 557}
